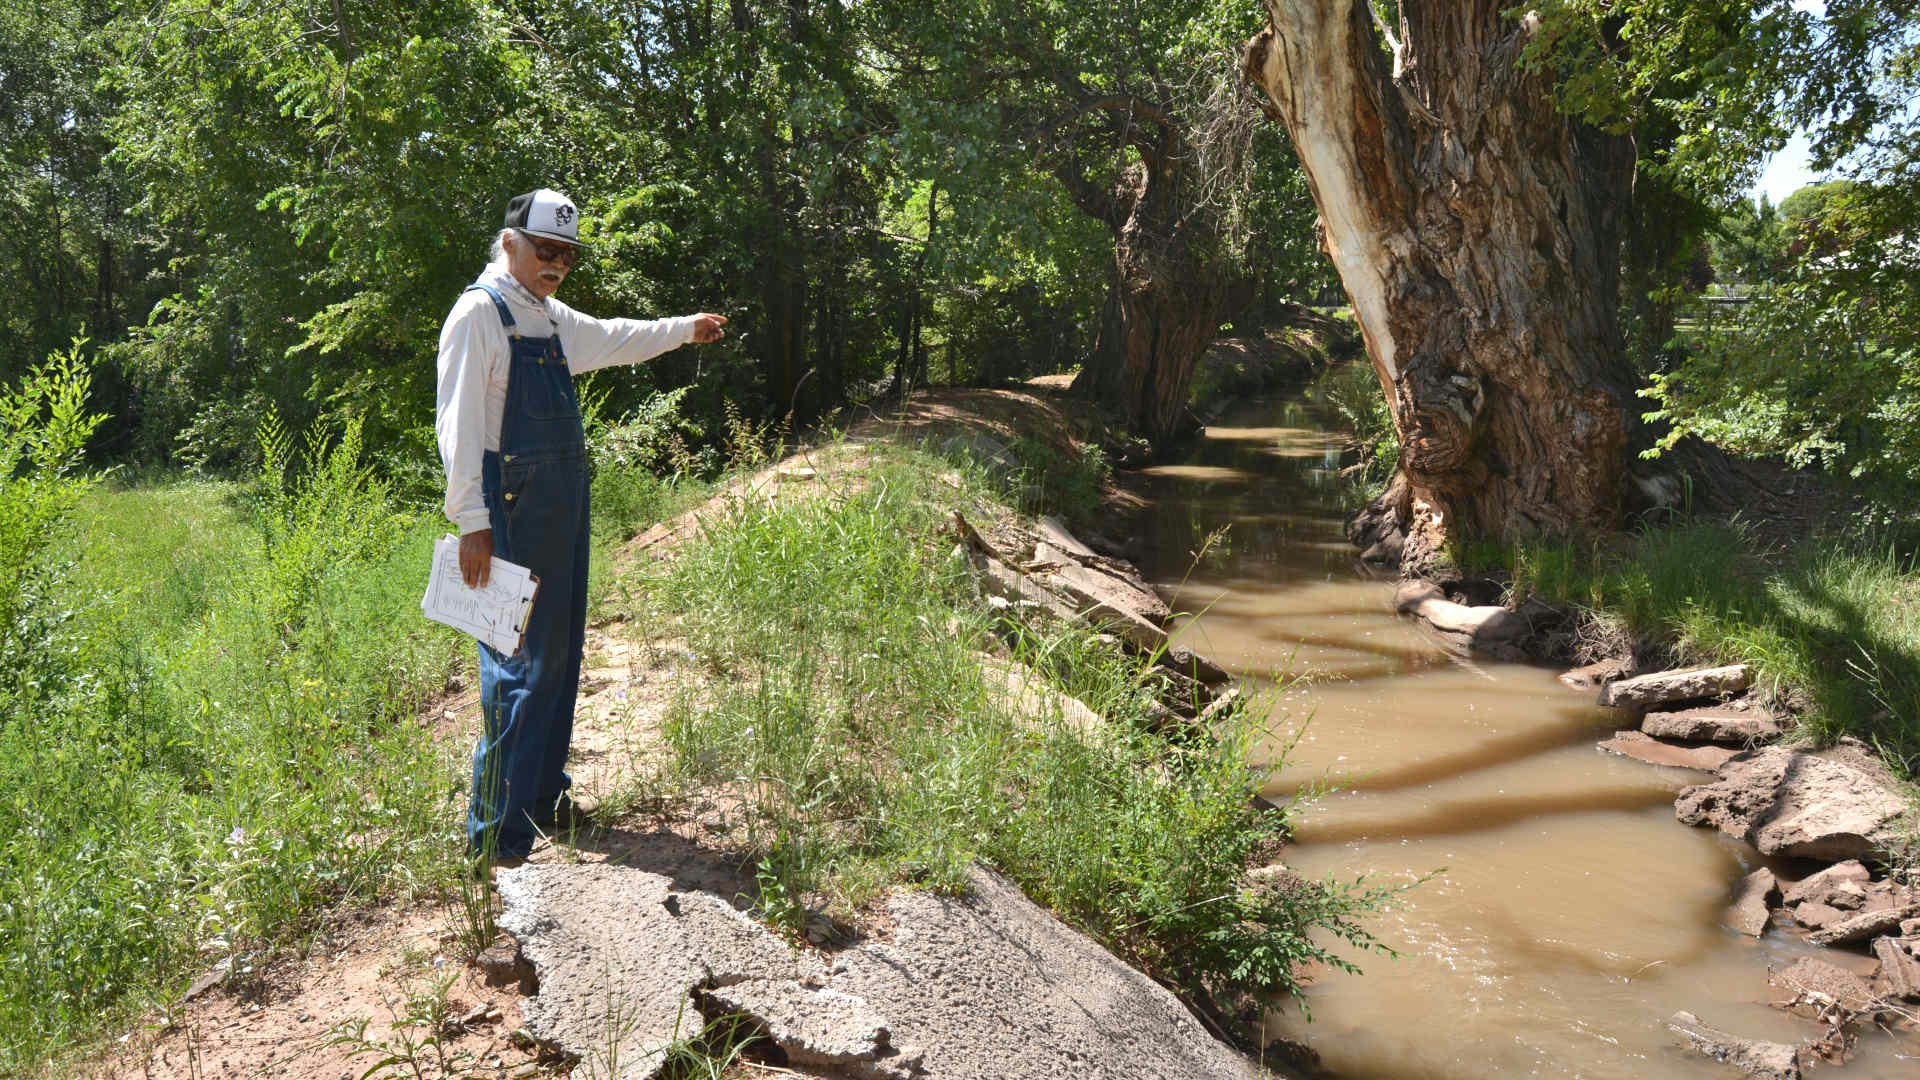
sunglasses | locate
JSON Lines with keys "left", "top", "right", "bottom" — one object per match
{"left": 519, "top": 232, "right": 581, "bottom": 266}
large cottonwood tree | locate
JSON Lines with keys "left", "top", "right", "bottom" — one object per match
{"left": 1244, "top": 2, "right": 1641, "bottom": 568}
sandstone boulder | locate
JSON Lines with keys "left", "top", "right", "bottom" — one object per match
{"left": 1598, "top": 731, "right": 1738, "bottom": 772}
{"left": 1727, "top": 868, "right": 1778, "bottom": 938}
{"left": 1599, "top": 664, "right": 1751, "bottom": 711}
{"left": 1771, "top": 956, "right": 1881, "bottom": 1014}
{"left": 1393, "top": 580, "right": 1531, "bottom": 656}
{"left": 1808, "top": 900, "right": 1920, "bottom": 947}
{"left": 1667, "top": 1012, "right": 1800, "bottom": 1080}
{"left": 1781, "top": 861, "right": 1872, "bottom": 907}
{"left": 1871, "top": 936, "right": 1920, "bottom": 1001}
{"left": 1640, "top": 706, "right": 1783, "bottom": 745}
{"left": 1559, "top": 657, "right": 1630, "bottom": 691}
{"left": 1673, "top": 748, "right": 1911, "bottom": 861}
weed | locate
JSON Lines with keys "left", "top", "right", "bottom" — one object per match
{"left": 651, "top": 446, "right": 1389, "bottom": 1010}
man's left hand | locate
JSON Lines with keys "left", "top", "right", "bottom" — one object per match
{"left": 690, "top": 313, "right": 728, "bottom": 343}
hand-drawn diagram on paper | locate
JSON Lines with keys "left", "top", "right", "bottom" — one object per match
{"left": 421, "top": 535, "right": 539, "bottom": 656}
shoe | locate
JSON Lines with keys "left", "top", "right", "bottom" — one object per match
{"left": 530, "top": 793, "right": 595, "bottom": 833}
{"left": 469, "top": 852, "right": 529, "bottom": 881}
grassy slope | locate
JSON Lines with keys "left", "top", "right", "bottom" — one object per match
{"left": 13, "top": 414, "right": 1389, "bottom": 1075}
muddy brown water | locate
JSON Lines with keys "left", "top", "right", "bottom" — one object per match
{"left": 1132, "top": 395, "right": 1920, "bottom": 1079}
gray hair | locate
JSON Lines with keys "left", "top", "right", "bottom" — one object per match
{"left": 488, "top": 228, "right": 515, "bottom": 269}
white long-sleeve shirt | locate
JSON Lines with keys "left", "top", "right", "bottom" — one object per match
{"left": 436, "top": 264, "right": 698, "bottom": 534}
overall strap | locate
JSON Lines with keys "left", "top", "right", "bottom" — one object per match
{"left": 463, "top": 283, "right": 518, "bottom": 336}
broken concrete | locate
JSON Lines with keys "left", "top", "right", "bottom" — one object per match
{"left": 1599, "top": 664, "right": 1752, "bottom": 711}
{"left": 1640, "top": 706, "right": 1784, "bottom": 745}
{"left": 497, "top": 863, "right": 826, "bottom": 1080}
{"left": 1673, "top": 747, "right": 1911, "bottom": 861}
{"left": 702, "top": 979, "right": 921, "bottom": 1080}
{"left": 827, "top": 868, "right": 1263, "bottom": 1080}
{"left": 1727, "top": 868, "right": 1779, "bottom": 938}
{"left": 1598, "top": 730, "right": 1739, "bottom": 772}
{"left": 498, "top": 863, "right": 1260, "bottom": 1080}
{"left": 1667, "top": 1011, "right": 1800, "bottom": 1080}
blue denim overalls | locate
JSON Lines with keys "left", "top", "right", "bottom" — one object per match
{"left": 465, "top": 283, "right": 590, "bottom": 859}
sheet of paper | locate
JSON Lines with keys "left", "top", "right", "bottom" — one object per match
{"left": 421, "top": 535, "right": 539, "bottom": 655}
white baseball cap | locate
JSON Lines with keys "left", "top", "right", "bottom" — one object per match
{"left": 503, "top": 188, "right": 586, "bottom": 247}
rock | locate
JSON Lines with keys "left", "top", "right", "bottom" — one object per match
{"left": 1871, "top": 937, "right": 1920, "bottom": 1001}
{"left": 1599, "top": 664, "right": 1752, "bottom": 711}
{"left": 1160, "top": 645, "right": 1232, "bottom": 687}
{"left": 1667, "top": 1011, "right": 1800, "bottom": 1080}
{"left": 1045, "top": 560, "right": 1172, "bottom": 637}
{"left": 703, "top": 980, "right": 922, "bottom": 1080}
{"left": 499, "top": 863, "right": 1261, "bottom": 1080}
{"left": 1771, "top": 957, "right": 1881, "bottom": 1014}
{"left": 1673, "top": 748, "right": 1911, "bottom": 861}
{"left": 1727, "top": 868, "right": 1779, "bottom": 938}
{"left": 1559, "top": 658, "right": 1630, "bottom": 691}
{"left": 1807, "top": 900, "right": 1920, "bottom": 947}
{"left": 1037, "top": 515, "right": 1099, "bottom": 560}
{"left": 1640, "top": 706, "right": 1784, "bottom": 744}
{"left": 1599, "top": 731, "right": 1739, "bottom": 772}
{"left": 1393, "top": 580, "right": 1532, "bottom": 656}
{"left": 1781, "top": 861, "right": 1872, "bottom": 907}
{"left": 1792, "top": 902, "right": 1848, "bottom": 932}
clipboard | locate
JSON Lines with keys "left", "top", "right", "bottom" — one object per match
{"left": 421, "top": 535, "right": 540, "bottom": 656}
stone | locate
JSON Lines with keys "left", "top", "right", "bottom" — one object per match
{"left": 1599, "top": 731, "right": 1739, "bottom": 772}
{"left": 1808, "top": 900, "right": 1920, "bottom": 947}
{"left": 1727, "top": 868, "right": 1778, "bottom": 938}
{"left": 1393, "top": 580, "right": 1532, "bottom": 656}
{"left": 1037, "top": 515, "right": 1099, "bottom": 560}
{"left": 1771, "top": 957, "right": 1880, "bottom": 1014}
{"left": 1559, "top": 658, "right": 1630, "bottom": 691}
{"left": 1667, "top": 1011, "right": 1800, "bottom": 1080}
{"left": 1640, "top": 706, "right": 1784, "bottom": 744}
{"left": 1792, "top": 902, "right": 1847, "bottom": 932}
{"left": 1599, "top": 664, "right": 1752, "bottom": 711}
{"left": 1781, "top": 861, "right": 1872, "bottom": 907}
{"left": 1673, "top": 748, "right": 1911, "bottom": 861}
{"left": 703, "top": 980, "right": 922, "bottom": 1080}
{"left": 1871, "top": 937, "right": 1920, "bottom": 1001}
{"left": 1161, "top": 645, "right": 1232, "bottom": 687}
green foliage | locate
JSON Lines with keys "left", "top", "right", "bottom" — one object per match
{"left": 1468, "top": 523, "right": 1920, "bottom": 761}
{"left": 651, "top": 447, "right": 1388, "bottom": 1011}
{"left": 0, "top": 342, "right": 106, "bottom": 715}
{"left": 1304, "top": 360, "right": 1398, "bottom": 495}
{"left": 1648, "top": 188, "right": 1920, "bottom": 484}
{"left": 0, "top": 470, "right": 465, "bottom": 1075}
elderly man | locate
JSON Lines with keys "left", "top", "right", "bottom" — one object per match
{"left": 436, "top": 187, "right": 725, "bottom": 862}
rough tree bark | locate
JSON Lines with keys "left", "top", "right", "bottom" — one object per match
{"left": 1063, "top": 124, "right": 1251, "bottom": 448}
{"left": 1244, "top": 1, "right": 1640, "bottom": 571}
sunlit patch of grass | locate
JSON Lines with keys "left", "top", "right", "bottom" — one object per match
{"left": 648, "top": 446, "right": 1391, "bottom": 1012}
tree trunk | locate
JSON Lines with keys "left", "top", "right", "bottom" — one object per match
{"left": 1071, "top": 162, "right": 1248, "bottom": 446}
{"left": 1244, "top": 1, "right": 1639, "bottom": 571}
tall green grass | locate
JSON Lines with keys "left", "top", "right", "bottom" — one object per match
{"left": 1468, "top": 522, "right": 1920, "bottom": 763}
{"left": 647, "top": 448, "right": 1388, "bottom": 1012}
{"left": 1, "top": 411, "right": 473, "bottom": 1075}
